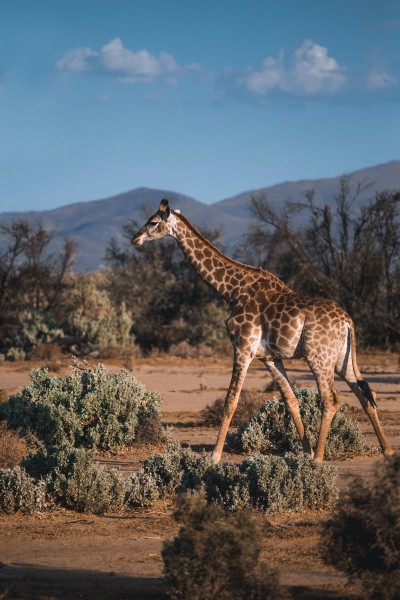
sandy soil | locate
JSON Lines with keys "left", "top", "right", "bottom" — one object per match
{"left": 0, "top": 352, "right": 399, "bottom": 599}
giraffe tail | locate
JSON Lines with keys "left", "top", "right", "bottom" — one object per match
{"left": 348, "top": 322, "right": 377, "bottom": 408}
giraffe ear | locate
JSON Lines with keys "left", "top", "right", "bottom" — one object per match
{"left": 159, "top": 199, "right": 170, "bottom": 220}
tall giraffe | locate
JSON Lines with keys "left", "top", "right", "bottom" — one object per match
{"left": 132, "top": 199, "right": 394, "bottom": 464}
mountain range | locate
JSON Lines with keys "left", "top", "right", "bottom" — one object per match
{"left": 1, "top": 160, "right": 399, "bottom": 271}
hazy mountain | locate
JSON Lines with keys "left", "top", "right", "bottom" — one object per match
{"left": 1, "top": 161, "right": 399, "bottom": 271}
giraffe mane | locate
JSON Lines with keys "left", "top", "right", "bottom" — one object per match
{"left": 173, "top": 211, "right": 262, "bottom": 274}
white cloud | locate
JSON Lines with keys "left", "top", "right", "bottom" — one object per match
{"left": 291, "top": 40, "right": 346, "bottom": 94}
{"left": 367, "top": 67, "right": 397, "bottom": 90}
{"left": 56, "top": 47, "right": 97, "bottom": 72}
{"left": 99, "top": 38, "right": 180, "bottom": 83}
{"left": 220, "top": 40, "right": 347, "bottom": 99}
{"left": 242, "top": 53, "right": 285, "bottom": 95}
{"left": 56, "top": 38, "right": 204, "bottom": 84}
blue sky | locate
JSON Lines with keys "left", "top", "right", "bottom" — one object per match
{"left": 1, "top": 0, "right": 399, "bottom": 212}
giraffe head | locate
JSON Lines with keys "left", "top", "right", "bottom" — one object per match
{"left": 132, "top": 199, "right": 175, "bottom": 246}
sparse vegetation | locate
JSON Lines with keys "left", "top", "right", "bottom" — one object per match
{"left": 162, "top": 490, "right": 289, "bottom": 600}
{"left": 322, "top": 455, "right": 400, "bottom": 600}
{"left": 227, "top": 387, "right": 366, "bottom": 460}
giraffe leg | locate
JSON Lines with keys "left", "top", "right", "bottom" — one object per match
{"left": 314, "top": 383, "right": 340, "bottom": 462}
{"left": 212, "top": 351, "right": 252, "bottom": 464}
{"left": 307, "top": 363, "right": 341, "bottom": 462}
{"left": 264, "top": 360, "right": 313, "bottom": 456}
{"left": 336, "top": 359, "right": 394, "bottom": 457}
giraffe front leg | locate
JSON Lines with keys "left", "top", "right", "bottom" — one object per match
{"left": 212, "top": 351, "right": 252, "bottom": 464}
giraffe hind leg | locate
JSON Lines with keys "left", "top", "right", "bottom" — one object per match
{"left": 264, "top": 360, "right": 314, "bottom": 456}
{"left": 356, "top": 379, "right": 377, "bottom": 408}
{"left": 336, "top": 347, "right": 394, "bottom": 457}
{"left": 313, "top": 376, "right": 340, "bottom": 462}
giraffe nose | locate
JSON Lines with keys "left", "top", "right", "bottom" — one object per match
{"left": 132, "top": 233, "right": 143, "bottom": 246}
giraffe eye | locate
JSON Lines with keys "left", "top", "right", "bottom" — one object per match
{"left": 149, "top": 221, "right": 158, "bottom": 227}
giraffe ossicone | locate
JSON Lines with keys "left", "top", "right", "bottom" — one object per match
{"left": 132, "top": 199, "right": 394, "bottom": 464}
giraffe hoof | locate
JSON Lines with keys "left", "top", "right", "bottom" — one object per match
{"left": 211, "top": 450, "right": 221, "bottom": 464}
{"left": 384, "top": 447, "right": 395, "bottom": 459}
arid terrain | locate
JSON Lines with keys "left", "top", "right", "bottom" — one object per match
{"left": 0, "top": 352, "right": 399, "bottom": 599}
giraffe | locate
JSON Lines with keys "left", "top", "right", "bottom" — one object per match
{"left": 132, "top": 199, "right": 394, "bottom": 464}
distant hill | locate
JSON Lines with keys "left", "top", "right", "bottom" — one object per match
{"left": 1, "top": 161, "right": 399, "bottom": 271}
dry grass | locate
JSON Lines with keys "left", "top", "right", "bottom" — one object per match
{"left": 0, "top": 422, "right": 29, "bottom": 468}
{"left": 200, "top": 389, "right": 266, "bottom": 427}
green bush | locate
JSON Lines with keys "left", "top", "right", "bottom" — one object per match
{"left": 205, "top": 453, "right": 338, "bottom": 513}
{"left": 162, "top": 490, "right": 289, "bottom": 600}
{"left": 23, "top": 445, "right": 128, "bottom": 514}
{"left": 227, "top": 387, "right": 366, "bottom": 460}
{"left": 3, "top": 441, "right": 338, "bottom": 515}
{"left": 135, "top": 444, "right": 338, "bottom": 514}
{"left": 0, "top": 364, "right": 164, "bottom": 451}
{"left": 125, "top": 469, "right": 160, "bottom": 508}
{"left": 66, "top": 273, "right": 135, "bottom": 347}
{"left": 47, "top": 446, "right": 127, "bottom": 513}
{"left": 140, "top": 444, "right": 213, "bottom": 496}
{"left": 0, "top": 467, "right": 48, "bottom": 514}
{"left": 12, "top": 309, "right": 64, "bottom": 358}
{"left": 322, "top": 455, "right": 400, "bottom": 600}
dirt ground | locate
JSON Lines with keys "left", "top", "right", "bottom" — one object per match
{"left": 0, "top": 352, "right": 399, "bottom": 599}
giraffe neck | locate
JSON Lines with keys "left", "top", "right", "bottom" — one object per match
{"left": 170, "top": 211, "right": 283, "bottom": 303}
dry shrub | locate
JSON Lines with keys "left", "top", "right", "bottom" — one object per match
{"left": 0, "top": 389, "right": 8, "bottom": 403}
{"left": 201, "top": 390, "right": 265, "bottom": 427}
{"left": 322, "top": 455, "right": 400, "bottom": 600}
{"left": 134, "top": 410, "right": 169, "bottom": 446}
{"left": 0, "top": 422, "right": 28, "bottom": 468}
{"left": 162, "top": 490, "right": 289, "bottom": 600}
{"left": 31, "top": 342, "right": 64, "bottom": 363}
{"left": 169, "top": 341, "right": 213, "bottom": 359}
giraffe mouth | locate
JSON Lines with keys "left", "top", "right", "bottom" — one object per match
{"left": 132, "top": 234, "right": 143, "bottom": 246}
